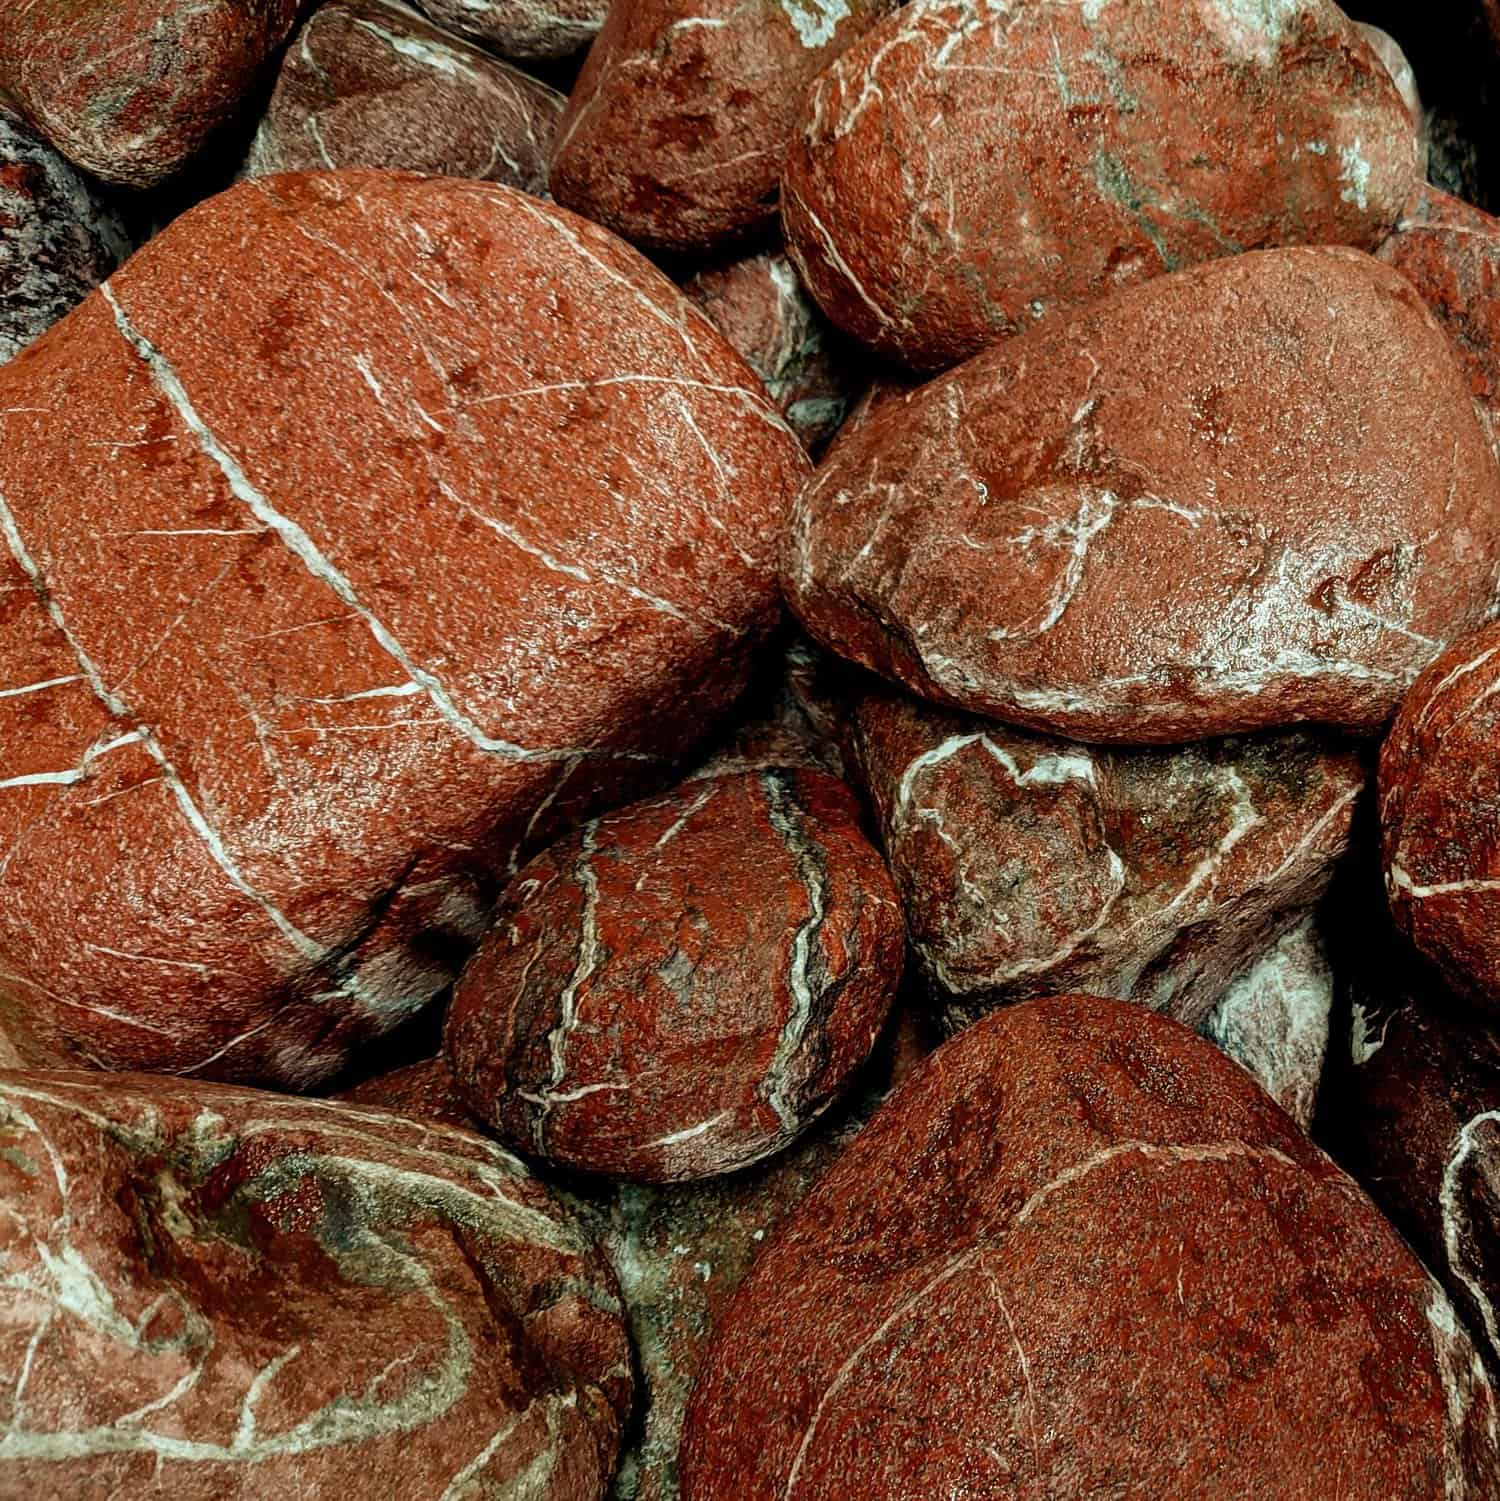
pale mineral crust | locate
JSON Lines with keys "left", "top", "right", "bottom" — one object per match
{"left": 0, "top": 105, "right": 129, "bottom": 364}
{"left": 246, "top": 0, "right": 566, "bottom": 192}
{"left": 682, "top": 995, "right": 1500, "bottom": 1500}
{"left": 783, "top": 0, "right": 1420, "bottom": 372}
{"left": 0, "top": 171, "right": 807, "bottom": 1089}
{"left": 549, "top": 0, "right": 899, "bottom": 258}
{"left": 417, "top": 0, "right": 607, "bottom": 61}
{"left": 0, "top": 0, "right": 303, "bottom": 188}
{"left": 0, "top": 1070, "right": 632, "bottom": 1498}
{"left": 785, "top": 247, "right": 1500, "bottom": 743}
{"left": 444, "top": 768, "right": 904, "bottom": 1181}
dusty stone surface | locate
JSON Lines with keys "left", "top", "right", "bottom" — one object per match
{"left": 0, "top": 1069, "right": 632, "bottom": 1497}
{"left": 549, "top": 0, "right": 898, "bottom": 258}
{"left": 417, "top": 0, "right": 606, "bottom": 61}
{"left": 0, "top": 171, "right": 806, "bottom": 1090}
{"left": 840, "top": 679, "right": 1364, "bottom": 1034}
{"left": 785, "top": 247, "right": 1500, "bottom": 743}
{"left": 0, "top": 105, "right": 129, "bottom": 365}
{"left": 0, "top": 0, "right": 302, "bottom": 188}
{"left": 1381, "top": 621, "right": 1500, "bottom": 1013}
{"left": 445, "top": 768, "right": 903, "bottom": 1181}
{"left": 683, "top": 253, "right": 855, "bottom": 451}
{"left": 246, "top": 0, "right": 566, "bottom": 193}
{"left": 682, "top": 995, "right": 1500, "bottom": 1500}
{"left": 783, "top": 0, "right": 1420, "bottom": 371}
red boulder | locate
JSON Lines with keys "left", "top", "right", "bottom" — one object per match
{"left": 417, "top": 0, "right": 606, "bottom": 61}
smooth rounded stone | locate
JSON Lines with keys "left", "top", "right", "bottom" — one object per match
{"left": 246, "top": 0, "right": 566, "bottom": 193}
{"left": 0, "top": 0, "right": 302, "bottom": 188}
{"left": 1381, "top": 621, "right": 1500, "bottom": 1014}
{"left": 0, "top": 106, "right": 129, "bottom": 365}
{"left": 444, "top": 768, "right": 904, "bottom": 1182}
{"left": 683, "top": 254, "right": 856, "bottom": 452}
{"left": 681, "top": 995, "right": 1500, "bottom": 1500}
{"left": 548, "top": 0, "right": 898, "bottom": 258}
{"left": 337, "top": 1053, "right": 481, "bottom": 1129}
{"left": 840, "top": 680, "right": 1364, "bottom": 1033}
{"left": 0, "top": 1070, "right": 633, "bottom": 1498}
{"left": 782, "top": 0, "right": 1420, "bottom": 372}
{"left": 0, "top": 172, "right": 806, "bottom": 1089}
{"left": 785, "top": 247, "right": 1500, "bottom": 743}
{"left": 1357, "top": 23, "right": 1425, "bottom": 158}
{"left": 417, "top": 0, "right": 606, "bottom": 61}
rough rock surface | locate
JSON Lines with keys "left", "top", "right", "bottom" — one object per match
{"left": 0, "top": 1070, "right": 632, "bottom": 1497}
{"left": 783, "top": 0, "right": 1421, "bottom": 371}
{"left": 840, "top": 680, "right": 1364, "bottom": 1033}
{"left": 445, "top": 768, "right": 903, "bottom": 1181}
{"left": 1381, "top": 621, "right": 1500, "bottom": 1013}
{"left": 337, "top": 1053, "right": 481, "bottom": 1129}
{"left": 417, "top": 0, "right": 606, "bottom": 61}
{"left": 682, "top": 996, "right": 1500, "bottom": 1500}
{"left": 0, "top": 171, "right": 807, "bottom": 1088}
{"left": 246, "top": 0, "right": 566, "bottom": 193}
{"left": 0, "top": 106, "right": 129, "bottom": 365}
{"left": 785, "top": 247, "right": 1500, "bottom": 743}
{"left": 549, "top": 0, "right": 898, "bottom": 258}
{"left": 683, "top": 253, "right": 855, "bottom": 451}
{"left": 1357, "top": 23, "right": 1425, "bottom": 154}
{"left": 0, "top": 0, "right": 302, "bottom": 188}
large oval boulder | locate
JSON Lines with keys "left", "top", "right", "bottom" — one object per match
{"left": 785, "top": 247, "right": 1500, "bottom": 743}
{"left": 783, "top": 0, "right": 1421, "bottom": 370}
{"left": 0, "top": 171, "right": 806, "bottom": 1088}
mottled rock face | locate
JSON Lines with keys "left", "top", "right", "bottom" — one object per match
{"left": 682, "top": 996, "right": 1500, "bottom": 1500}
{"left": 336, "top": 1053, "right": 481, "bottom": 1129}
{"left": 0, "top": 106, "right": 128, "bottom": 364}
{"left": 445, "top": 768, "right": 903, "bottom": 1181}
{"left": 1356, "top": 23, "right": 1425, "bottom": 153}
{"left": 0, "top": 1070, "right": 632, "bottom": 1498}
{"left": 683, "top": 254, "right": 855, "bottom": 452}
{"left": 785, "top": 247, "right": 1500, "bottom": 743}
{"left": 0, "top": 172, "right": 806, "bottom": 1088}
{"left": 1381, "top": 622, "right": 1500, "bottom": 1014}
{"left": 549, "top": 0, "right": 898, "bottom": 257}
{"left": 841, "top": 681, "right": 1363, "bottom": 1033}
{"left": 246, "top": 0, "right": 566, "bottom": 193}
{"left": 0, "top": 0, "right": 302, "bottom": 188}
{"left": 417, "top": 0, "right": 607, "bottom": 61}
{"left": 783, "top": 0, "right": 1420, "bottom": 371}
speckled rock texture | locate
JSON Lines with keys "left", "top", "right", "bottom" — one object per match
{"left": 840, "top": 680, "right": 1364, "bottom": 1033}
{"left": 337, "top": 1053, "right": 481, "bottom": 1129}
{"left": 1381, "top": 621, "right": 1500, "bottom": 1014}
{"left": 0, "top": 1070, "right": 633, "bottom": 1497}
{"left": 444, "top": 768, "right": 903, "bottom": 1181}
{"left": 549, "top": 0, "right": 899, "bottom": 258}
{"left": 0, "top": 105, "right": 129, "bottom": 365}
{"left": 783, "top": 0, "right": 1421, "bottom": 372}
{"left": 1357, "top": 23, "right": 1425, "bottom": 154}
{"left": 785, "top": 247, "right": 1500, "bottom": 743}
{"left": 0, "top": 0, "right": 303, "bottom": 188}
{"left": 683, "top": 253, "right": 854, "bottom": 452}
{"left": 682, "top": 995, "right": 1500, "bottom": 1500}
{"left": 0, "top": 171, "right": 806, "bottom": 1089}
{"left": 246, "top": 0, "right": 566, "bottom": 192}
{"left": 417, "top": 0, "right": 605, "bottom": 61}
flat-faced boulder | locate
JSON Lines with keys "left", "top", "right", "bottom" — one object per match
{"left": 246, "top": 0, "right": 566, "bottom": 193}
{"left": 785, "top": 247, "right": 1500, "bottom": 742}
{"left": 549, "top": 0, "right": 898, "bottom": 257}
{"left": 783, "top": 0, "right": 1420, "bottom": 371}
{"left": 0, "top": 105, "right": 129, "bottom": 365}
{"left": 417, "top": 0, "right": 606, "bottom": 61}
{"left": 0, "top": 1, "right": 302, "bottom": 188}
{"left": 444, "top": 768, "right": 903, "bottom": 1181}
{"left": 681, "top": 995, "right": 1500, "bottom": 1499}
{"left": 0, "top": 1070, "right": 632, "bottom": 1498}
{"left": 0, "top": 171, "right": 806, "bottom": 1088}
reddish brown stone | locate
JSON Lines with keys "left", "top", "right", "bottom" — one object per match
{"left": 783, "top": 0, "right": 1421, "bottom": 371}
{"left": 336, "top": 1053, "right": 481, "bottom": 1129}
{"left": 417, "top": 0, "right": 606, "bottom": 61}
{"left": 0, "top": 1069, "right": 632, "bottom": 1496}
{"left": 1381, "top": 621, "right": 1500, "bottom": 1014}
{"left": 247, "top": 0, "right": 566, "bottom": 193}
{"left": 785, "top": 247, "right": 1500, "bottom": 742}
{"left": 0, "top": 105, "right": 128, "bottom": 364}
{"left": 1357, "top": 24, "right": 1425, "bottom": 155}
{"left": 0, "top": 172, "right": 807, "bottom": 1089}
{"left": 683, "top": 253, "right": 855, "bottom": 451}
{"left": 549, "top": 0, "right": 898, "bottom": 258}
{"left": 681, "top": 996, "right": 1500, "bottom": 1500}
{"left": 444, "top": 768, "right": 903, "bottom": 1182}
{"left": 0, "top": 1, "right": 301, "bottom": 188}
